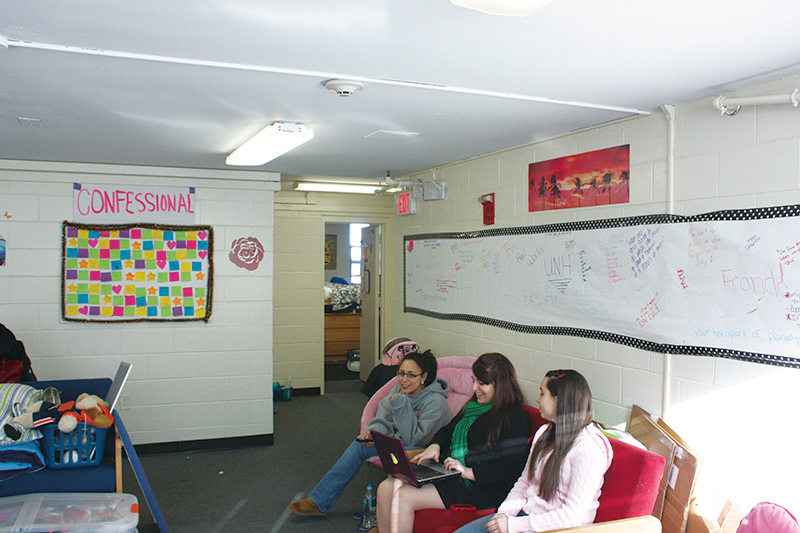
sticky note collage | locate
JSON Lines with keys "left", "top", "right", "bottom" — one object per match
{"left": 62, "top": 224, "right": 212, "bottom": 322}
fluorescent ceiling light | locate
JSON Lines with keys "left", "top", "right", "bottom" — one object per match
{"left": 293, "top": 182, "right": 385, "bottom": 194}
{"left": 226, "top": 121, "right": 313, "bottom": 166}
{"left": 450, "top": 0, "right": 555, "bottom": 16}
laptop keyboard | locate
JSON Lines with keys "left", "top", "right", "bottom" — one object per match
{"left": 410, "top": 462, "right": 441, "bottom": 480}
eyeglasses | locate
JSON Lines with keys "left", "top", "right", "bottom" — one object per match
{"left": 397, "top": 370, "right": 422, "bottom": 379}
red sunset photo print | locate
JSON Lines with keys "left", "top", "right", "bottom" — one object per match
{"left": 528, "top": 145, "right": 630, "bottom": 212}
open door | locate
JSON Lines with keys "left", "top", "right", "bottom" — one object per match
{"left": 359, "top": 225, "right": 382, "bottom": 380}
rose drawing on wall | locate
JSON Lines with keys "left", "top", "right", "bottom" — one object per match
{"left": 229, "top": 236, "right": 264, "bottom": 271}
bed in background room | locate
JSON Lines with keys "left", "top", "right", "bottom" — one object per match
{"left": 324, "top": 281, "right": 361, "bottom": 363}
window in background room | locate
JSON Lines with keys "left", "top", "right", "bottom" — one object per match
{"left": 350, "top": 223, "right": 368, "bottom": 284}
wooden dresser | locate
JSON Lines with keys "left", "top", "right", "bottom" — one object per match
{"left": 324, "top": 312, "right": 361, "bottom": 361}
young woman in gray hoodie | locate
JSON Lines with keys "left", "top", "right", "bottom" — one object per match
{"left": 289, "top": 350, "right": 452, "bottom": 517}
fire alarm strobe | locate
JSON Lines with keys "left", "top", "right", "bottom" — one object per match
{"left": 479, "top": 193, "right": 495, "bottom": 225}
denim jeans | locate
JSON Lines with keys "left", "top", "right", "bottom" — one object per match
{"left": 308, "top": 439, "right": 379, "bottom": 512}
{"left": 453, "top": 514, "right": 492, "bottom": 533}
{"left": 453, "top": 512, "right": 527, "bottom": 533}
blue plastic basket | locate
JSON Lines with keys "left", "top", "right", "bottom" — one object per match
{"left": 40, "top": 422, "right": 108, "bottom": 469}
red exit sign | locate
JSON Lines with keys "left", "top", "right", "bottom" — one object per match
{"left": 397, "top": 192, "right": 417, "bottom": 215}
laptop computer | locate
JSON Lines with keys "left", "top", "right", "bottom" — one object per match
{"left": 105, "top": 361, "right": 132, "bottom": 413}
{"left": 371, "top": 431, "right": 461, "bottom": 487}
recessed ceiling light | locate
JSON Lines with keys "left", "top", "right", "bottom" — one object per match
{"left": 364, "top": 130, "right": 420, "bottom": 139}
{"left": 18, "top": 118, "right": 43, "bottom": 127}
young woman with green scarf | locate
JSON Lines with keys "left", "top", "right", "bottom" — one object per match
{"left": 375, "top": 353, "right": 531, "bottom": 533}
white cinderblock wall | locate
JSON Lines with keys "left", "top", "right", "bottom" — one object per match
{"left": 384, "top": 76, "right": 800, "bottom": 513}
{"left": 0, "top": 162, "right": 276, "bottom": 445}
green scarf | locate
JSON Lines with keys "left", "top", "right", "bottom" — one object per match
{"left": 450, "top": 400, "right": 493, "bottom": 466}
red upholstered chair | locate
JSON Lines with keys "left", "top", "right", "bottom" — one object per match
{"left": 412, "top": 406, "right": 666, "bottom": 533}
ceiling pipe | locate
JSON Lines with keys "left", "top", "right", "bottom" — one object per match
{"left": 713, "top": 89, "right": 800, "bottom": 116}
{"left": 660, "top": 104, "right": 676, "bottom": 421}
{"left": 661, "top": 105, "right": 676, "bottom": 215}
{"left": 5, "top": 38, "right": 651, "bottom": 116}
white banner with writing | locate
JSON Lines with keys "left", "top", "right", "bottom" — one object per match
{"left": 404, "top": 205, "right": 800, "bottom": 368}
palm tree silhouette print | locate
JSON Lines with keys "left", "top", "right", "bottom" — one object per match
{"left": 549, "top": 174, "right": 561, "bottom": 209}
{"left": 619, "top": 170, "right": 630, "bottom": 199}
{"left": 589, "top": 178, "right": 599, "bottom": 206}
{"left": 571, "top": 177, "right": 584, "bottom": 207}
{"left": 537, "top": 176, "right": 548, "bottom": 210}
{"left": 600, "top": 172, "right": 612, "bottom": 204}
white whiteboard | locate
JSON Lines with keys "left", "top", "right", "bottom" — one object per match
{"left": 404, "top": 206, "right": 800, "bottom": 368}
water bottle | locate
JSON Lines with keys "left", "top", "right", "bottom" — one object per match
{"left": 360, "top": 483, "right": 377, "bottom": 530}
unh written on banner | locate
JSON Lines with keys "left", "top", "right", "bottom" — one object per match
{"left": 73, "top": 183, "right": 196, "bottom": 224}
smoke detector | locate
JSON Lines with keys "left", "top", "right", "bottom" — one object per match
{"left": 324, "top": 79, "right": 364, "bottom": 97}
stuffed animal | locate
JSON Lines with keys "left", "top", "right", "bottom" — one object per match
{"left": 3, "top": 400, "right": 62, "bottom": 440}
{"left": 57, "top": 393, "right": 114, "bottom": 433}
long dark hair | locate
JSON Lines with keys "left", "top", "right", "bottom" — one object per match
{"left": 529, "top": 369, "right": 593, "bottom": 501}
{"left": 400, "top": 349, "right": 438, "bottom": 387}
{"left": 470, "top": 352, "right": 525, "bottom": 447}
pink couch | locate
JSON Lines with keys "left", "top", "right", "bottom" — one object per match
{"left": 360, "top": 356, "right": 477, "bottom": 435}
{"left": 360, "top": 356, "right": 476, "bottom": 468}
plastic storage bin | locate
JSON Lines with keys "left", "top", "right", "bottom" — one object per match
{"left": 40, "top": 422, "right": 108, "bottom": 469}
{"left": 0, "top": 493, "right": 138, "bottom": 533}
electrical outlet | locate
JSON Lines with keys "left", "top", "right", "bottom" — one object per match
{"left": 118, "top": 395, "right": 130, "bottom": 410}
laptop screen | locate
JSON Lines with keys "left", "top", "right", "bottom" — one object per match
{"left": 105, "top": 361, "right": 132, "bottom": 412}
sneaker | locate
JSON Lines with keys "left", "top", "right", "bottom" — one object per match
{"left": 288, "top": 497, "right": 326, "bottom": 517}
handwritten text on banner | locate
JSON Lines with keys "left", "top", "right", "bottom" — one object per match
{"left": 404, "top": 206, "right": 800, "bottom": 368}
{"left": 73, "top": 183, "right": 195, "bottom": 224}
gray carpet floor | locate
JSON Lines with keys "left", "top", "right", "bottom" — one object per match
{"left": 127, "top": 380, "right": 388, "bottom": 532}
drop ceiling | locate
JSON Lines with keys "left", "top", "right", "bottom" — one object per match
{"left": 1, "top": 0, "right": 799, "bottom": 183}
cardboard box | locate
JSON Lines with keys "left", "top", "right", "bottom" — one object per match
{"left": 687, "top": 503, "right": 723, "bottom": 533}
{"left": 628, "top": 405, "right": 675, "bottom": 520}
{"left": 685, "top": 498, "right": 742, "bottom": 533}
{"left": 629, "top": 405, "right": 703, "bottom": 533}
{"left": 658, "top": 418, "right": 703, "bottom": 533}
{"left": 716, "top": 499, "right": 743, "bottom": 533}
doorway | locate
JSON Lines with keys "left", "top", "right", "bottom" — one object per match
{"left": 323, "top": 222, "right": 382, "bottom": 385}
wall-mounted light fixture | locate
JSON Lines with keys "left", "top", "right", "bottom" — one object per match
{"left": 450, "top": 0, "right": 555, "bottom": 17}
{"left": 226, "top": 122, "right": 313, "bottom": 166}
{"left": 293, "top": 182, "right": 384, "bottom": 194}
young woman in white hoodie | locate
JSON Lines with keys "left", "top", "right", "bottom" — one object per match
{"left": 289, "top": 350, "right": 451, "bottom": 518}
{"left": 455, "top": 369, "right": 613, "bottom": 533}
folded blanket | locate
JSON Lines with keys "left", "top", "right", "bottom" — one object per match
{"left": 0, "top": 383, "right": 43, "bottom": 445}
{"left": 0, "top": 441, "right": 45, "bottom": 482}
{"left": 324, "top": 282, "right": 361, "bottom": 311}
